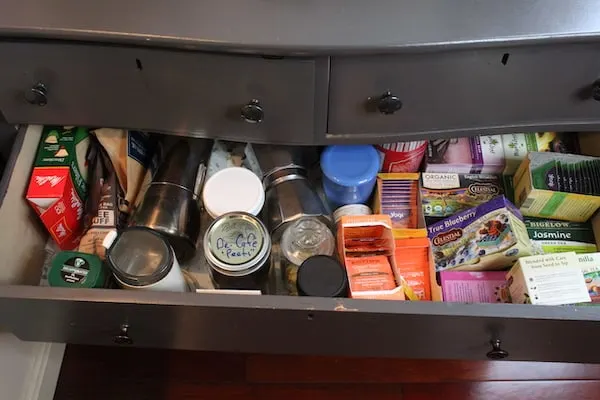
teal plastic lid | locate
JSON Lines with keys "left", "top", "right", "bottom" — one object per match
{"left": 48, "top": 251, "right": 106, "bottom": 289}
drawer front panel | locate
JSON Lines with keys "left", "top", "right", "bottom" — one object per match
{"left": 0, "top": 42, "right": 323, "bottom": 144}
{"left": 1, "top": 286, "right": 599, "bottom": 362}
{"left": 328, "top": 44, "right": 600, "bottom": 140}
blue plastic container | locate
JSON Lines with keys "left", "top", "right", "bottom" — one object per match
{"left": 320, "top": 145, "right": 380, "bottom": 207}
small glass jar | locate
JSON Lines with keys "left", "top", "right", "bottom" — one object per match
{"left": 280, "top": 217, "right": 335, "bottom": 295}
{"left": 203, "top": 212, "right": 271, "bottom": 291}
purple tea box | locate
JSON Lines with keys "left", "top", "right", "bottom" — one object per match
{"left": 425, "top": 135, "right": 505, "bottom": 174}
{"left": 428, "top": 196, "right": 533, "bottom": 272}
{"left": 440, "top": 271, "right": 510, "bottom": 303}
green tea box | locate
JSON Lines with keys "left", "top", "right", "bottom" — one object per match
{"left": 524, "top": 218, "right": 597, "bottom": 255}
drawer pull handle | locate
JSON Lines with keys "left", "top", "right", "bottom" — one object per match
{"left": 241, "top": 99, "right": 264, "bottom": 123}
{"left": 592, "top": 79, "right": 600, "bottom": 102}
{"left": 25, "top": 83, "right": 48, "bottom": 107}
{"left": 486, "top": 339, "right": 509, "bottom": 360}
{"left": 377, "top": 91, "right": 402, "bottom": 115}
{"left": 113, "top": 324, "right": 133, "bottom": 345}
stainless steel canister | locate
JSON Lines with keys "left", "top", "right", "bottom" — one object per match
{"left": 263, "top": 168, "right": 332, "bottom": 240}
{"left": 131, "top": 138, "right": 211, "bottom": 261}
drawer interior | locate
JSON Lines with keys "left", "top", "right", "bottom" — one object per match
{"left": 2, "top": 128, "right": 600, "bottom": 296}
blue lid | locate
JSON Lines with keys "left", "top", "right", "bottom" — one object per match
{"left": 320, "top": 145, "right": 380, "bottom": 186}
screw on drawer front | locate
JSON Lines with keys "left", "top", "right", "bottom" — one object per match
{"left": 24, "top": 82, "right": 48, "bottom": 106}
{"left": 486, "top": 339, "right": 509, "bottom": 360}
{"left": 113, "top": 324, "right": 133, "bottom": 345}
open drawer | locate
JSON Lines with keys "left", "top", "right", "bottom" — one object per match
{"left": 1, "top": 125, "right": 600, "bottom": 362}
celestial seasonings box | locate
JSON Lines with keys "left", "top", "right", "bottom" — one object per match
{"left": 420, "top": 173, "right": 503, "bottom": 219}
{"left": 524, "top": 218, "right": 597, "bottom": 255}
{"left": 425, "top": 135, "right": 505, "bottom": 174}
{"left": 428, "top": 196, "right": 533, "bottom": 272}
{"left": 513, "top": 152, "right": 600, "bottom": 222}
{"left": 506, "top": 252, "right": 591, "bottom": 305}
{"left": 26, "top": 126, "right": 90, "bottom": 250}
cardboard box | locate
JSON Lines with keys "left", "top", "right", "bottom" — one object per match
{"left": 513, "top": 152, "right": 600, "bottom": 222}
{"left": 420, "top": 173, "right": 503, "bottom": 219}
{"left": 576, "top": 252, "right": 600, "bottom": 303}
{"left": 373, "top": 173, "right": 428, "bottom": 239}
{"left": 524, "top": 218, "right": 597, "bottom": 255}
{"left": 440, "top": 271, "right": 509, "bottom": 303}
{"left": 428, "top": 196, "right": 533, "bottom": 272}
{"left": 394, "top": 237, "right": 432, "bottom": 300}
{"left": 425, "top": 135, "right": 505, "bottom": 174}
{"left": 501, "top": 132, "right": 580, "bottom": 202}
{"left": 26, "top": 126, "right": 90, "bottom": 249}
{"left": 506, "top": 252, "right": 591, "bottom": 305}
{"left": 337, "top": 215, "right": 409, "bottom": 300}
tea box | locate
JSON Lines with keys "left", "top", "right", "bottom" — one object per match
{"left": 428, "top": 196, "right": 533, "bottom": 272}
{"left": 425, "top": 135, "right": 505, "bottom": 174}
{"left": 506, "top": 252, "right": 590, "bottom": 305}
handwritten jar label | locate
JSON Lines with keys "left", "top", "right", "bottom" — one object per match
{"left": 208, "top": 216, "right": 265, "bottom": 268}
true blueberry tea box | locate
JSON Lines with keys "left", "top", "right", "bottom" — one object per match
{"left": 428, "top": 196, "right": 533, "bottom": 272}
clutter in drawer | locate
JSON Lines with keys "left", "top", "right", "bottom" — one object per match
{"left": 22, "top": 127, "right": 600, "bottom": 309}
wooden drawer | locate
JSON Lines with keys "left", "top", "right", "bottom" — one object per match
{"left": 1, "top": 127, "right": 600, "bottom": 362}
{"left": 327, "top": 43, "right": 600, "bottom": 141}
{"left": 0, "top": 42, "right": 327, "bottom": 144}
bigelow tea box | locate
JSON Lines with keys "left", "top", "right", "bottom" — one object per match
{"left": 26, "top": 126, "right": 90, "bottom": 249}
{"left": 506, "top": 252, "right": 590, "bottom": 305}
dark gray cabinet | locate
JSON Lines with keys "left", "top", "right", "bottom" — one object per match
{"left": 1, "top": 3, "right": 600, "bottom": 361}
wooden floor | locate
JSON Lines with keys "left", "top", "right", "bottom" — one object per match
{"left": 54, "top": 345, "right": 600, "bottom": 400}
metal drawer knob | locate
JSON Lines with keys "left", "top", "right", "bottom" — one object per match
{"left": 377, "top": 90, "right": 402, "bottom": 115}
{"left": 592, "top": 79, "right": 600, "bottom": 102}
{"left": 25, "top": 82, "right": 48, "bottom": 106}
{"left": 486, "top": 339, "right": 509, "bottom": 360}
{"left": 241, "top": 99, "right": 264, "bottom": 123}
{"left": 113, "top": 324, "right": 133, "bottom": 345}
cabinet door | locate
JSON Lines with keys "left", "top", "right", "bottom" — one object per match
{"left": 328, "top": 43, "right": 600, "bottom": 141}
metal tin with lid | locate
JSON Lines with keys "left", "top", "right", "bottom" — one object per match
{"left": 203, "top": 212, "right": 271, "bottom": 291}
{"left": 103, "top": 227, "right": 187, "bottom": 292}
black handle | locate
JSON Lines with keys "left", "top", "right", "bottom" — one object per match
{"left": 25, "top": 82, "right": 48, "bottom": 106}
{"left": 592, "top": 79, "right": 600, "bottom": 102}
{"left": 486, "top": 339, "right": 509, "bottom": 360}
{"left": 241, "top": 99, "right": 264, "bottom": 123}
{"left": 113, "top": 324, "right": 133, "bottom": 345}
{"left": 377, "top": 90, "right": 402, "bottom": 115}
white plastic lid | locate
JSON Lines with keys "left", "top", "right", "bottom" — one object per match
{"left": 202, "top": 167, "right": 265, "bottom": 218}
